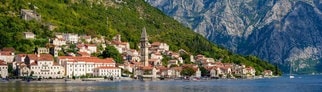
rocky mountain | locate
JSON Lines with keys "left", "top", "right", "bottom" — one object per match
{"left": 146, "top": 0, "right": 322, "bottom": 73}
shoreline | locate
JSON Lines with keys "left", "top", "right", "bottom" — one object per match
{"left": 1, "top": 76, "right": 281, "bottom": 83}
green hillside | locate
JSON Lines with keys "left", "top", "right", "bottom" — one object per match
{"left": 0, "top": 0, "right": 281, "bottom": 75}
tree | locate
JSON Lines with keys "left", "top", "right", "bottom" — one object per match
{"left": 180, "top": 67, "right": 195, "bottom": 77}
{"left": 161, "top": 55, "right": 171, "bottom": 66}
{"left": 99, "top": 45, "right": 123, "bottom": 64}
{"left": 199, "top": 67, "right": 209, "bottom": 77}
{"left": 7, "top": 63, "right": 13, "bottom": 77}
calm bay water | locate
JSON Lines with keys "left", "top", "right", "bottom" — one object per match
{"left": 1, "top": 75, "right": 321, "bottom": 92}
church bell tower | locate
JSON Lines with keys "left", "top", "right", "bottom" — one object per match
{"left": 140, "top": 27, "right": 149, "bottom": 66}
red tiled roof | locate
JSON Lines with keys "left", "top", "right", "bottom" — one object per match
{"left": 264, "top": 70, "right": 272, "bottom": 73}
{"left": 156, "top": 66, "right": 168, "bottom": 71}
{"left": 0, "top": 60, "right": 7, "bottom": 65}
{"left": 0, "top": 51, "right": 13, "bottom": 56}
{"left": 30, "top": 62, "right": 37, "bottom": 66}
{"left": 27, "top": 54, "right": 53, "bottom": 61}
{"left": 17, "top": 54, "right": 27, "bottom": 57}
{"left": 111, "top": 41, "right": 128, "bottom": 45}
{"left": 151, "top": 42, "right": 161, "bottom": 46}
{"left": 58, "top": 56, "right": 114, "bottom": 63}
{"left": 140, "top": 66, "right": 153, "bottom": 70}
{"left": 148, "top": 59, "right": 159, "bottom": 62}
{"left": 171, "top": 67, "right": 182, "bottom": 71}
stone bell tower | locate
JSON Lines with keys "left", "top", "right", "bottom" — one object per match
{"left": 140, "top": 27, "right": 149, "bottom": 66}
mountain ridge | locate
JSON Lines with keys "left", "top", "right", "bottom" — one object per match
{"left": 146, "top": 0, "right": 322, "bottom": 73}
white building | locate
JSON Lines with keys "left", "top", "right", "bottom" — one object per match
{"left": 52, "top": 38, "right": 66, "bottom": 46}
{"left": 93, "top": 66, "right": 121, "bottom": 77}
{"left": 150, "top": 42, "right": 169, "bottom": 52}
{"left": 77, "top": 44, "right": 97, "bottom": 54}
{"left": 23, "top": 32, "right": 36, "bottom": 39}
{"left": 150, "top": 52, "right": 163, "bottom": 60}
{"left": 37, "top": 47, "right": 49, "bottom": 54}
{"left": 0, "top": 60, "right": 8, "bottom": 78}
{"left": 63, "top": 33, "right": 78, "bottom": 44}
{"left": 243, "top": 67, "right": 256, "bottom": 76}
{"left": 30, "top": 60, "right": 65, "bottom": 78}
{"left": 58, "top": 56, "right": 116, "bottom": 77}
{"left": 0, "top": 51, "right": 15, "bottom": 63}
{"left": 112, "top": 41, "right": 130, "bottom": 53}
{"left": 15, "top": 54, "right": 27, "bottom": 63}
{"left": 126, "top": 49, "right": 140, "bottom": 62}
{"left": 24, "top": 54, "right": 64, "bottom": 78}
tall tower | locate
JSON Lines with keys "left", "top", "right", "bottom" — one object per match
{"left": 140, "top": 27, "right": 149, "bottom": 66}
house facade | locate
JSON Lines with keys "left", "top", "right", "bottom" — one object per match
{"left": 93, "top": 66, "right": 121, "bottom": 77}
{"left": 63, "top": 33, "right": 78, "bottom": 44}
{"left": 0, "top": 51, "right": 15, "bottom": 63}
{"left": 0, "top": 60, "right": 8, "bottom": 78}
{"left": 30, "top": 60, "right": 65, "bottom": 78}
{"left": 58, "top": 56, "right": 116, "bottom": 77}
{"left": 23, "top": 32, "right": 35, "bottom": 39}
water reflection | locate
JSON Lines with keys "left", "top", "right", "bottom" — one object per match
{"left": 1, "top": 75, "right": 322, "bottom": 92}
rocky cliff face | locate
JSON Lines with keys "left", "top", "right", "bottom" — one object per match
{"left": 146, "top": 0, "right": 322, "bottom": 73}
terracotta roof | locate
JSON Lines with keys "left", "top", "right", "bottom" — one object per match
{"left": 0, "top": 60, "right": 7, "bottom": 65}
{"left": 27, "top": 54, "right": 53, "bottom": 61}
{"left": 130, "top": 49, "right": 137, "bottom": 52}
{"left": 17, "top": 54, "right": 27, "bottom": 57}
{"left": 171, "top": 67, "right": 182, "bottom": 71}
{"left": 264, "top": 70, "right": 272, "bottom": 73}
{"left": 96, "top": 66, "right": 120, "bottom": 69}
{"left": 111, "top": 41, "right": 128, "bottom": 45}
{"left": 214, "top": 62, "right": 223, "bottom": 66}
{"left": 140, "top": 66, "right": 153, "bottom": 70}
{"left": 132, "top": 62, "right": 143, "bottom": 67}
{"left": 156, "top": 66, "right": 168, "bottom": 71}
{"left": 0, "top": 51, "right": 13, "bottom": 56}
{"left": 246, "top": 67, "right": 254, "bottom": 71}
{"left": 152, "top": 52, "right": 161, "bottom": 55}
{"left": 151, "top": 42, "right": 161, "bottom": 46}
{"left": 58, "top": 56, "right": 114, "bottom": 63}
{"left": 30, "top": 62, "right": 37, "bottom": 66}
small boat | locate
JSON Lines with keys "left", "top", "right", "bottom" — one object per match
{"left": 289, "top": 61, "right": 295, "bottom": 79}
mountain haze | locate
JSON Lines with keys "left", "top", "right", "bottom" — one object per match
{"left": 146, "top": 0, "right": 322, "bottom": 73}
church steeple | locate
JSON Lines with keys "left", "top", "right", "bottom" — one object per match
{"left": 141, "top": 27, "right": 148, "bottom": 41}
{"left": 140, "top": 27, "right": 149, "bottom": 66}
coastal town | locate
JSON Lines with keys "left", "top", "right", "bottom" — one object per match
{"left": 0, "top": 9, "right": 275, "bottom": 82}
